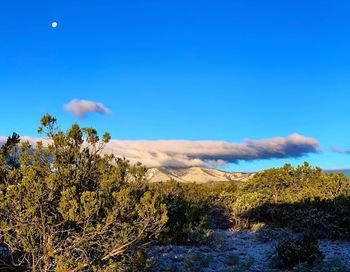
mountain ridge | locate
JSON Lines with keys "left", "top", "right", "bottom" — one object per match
{"left": 146, "top": 167, "right": 255, "bottom": 183}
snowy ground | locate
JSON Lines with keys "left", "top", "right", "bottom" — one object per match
{"left": 149, "top": 228, "right": 350, "bottom": 272}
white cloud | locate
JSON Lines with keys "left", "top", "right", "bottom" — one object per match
{"left": 64, "top": 99, "right": 111, "bottom": 117}
{"left": 102, "top": 133, "right": 320, "bottom": 167}
{"left": 0, "top": 133, "right": 320, "bottom": 168}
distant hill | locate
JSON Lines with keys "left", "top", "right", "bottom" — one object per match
{"left": 146, "top": 167, "right": 255, "bottom": 183}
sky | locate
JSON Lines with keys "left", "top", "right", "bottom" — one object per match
{"left": 0, "top": 0, "right": 350, "bottom": 171}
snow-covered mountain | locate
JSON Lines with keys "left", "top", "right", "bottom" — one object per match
{"left": 146, "top": 167, "right": 255, "bottom": 183}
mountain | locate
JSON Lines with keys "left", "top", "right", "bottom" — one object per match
{"left": 146, "top": 167, "right": 255, "bottom": 183}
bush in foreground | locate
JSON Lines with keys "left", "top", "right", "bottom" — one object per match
{"left": 0, "top": 115, "right": 168, "bottom": 271}
{"left": 276, "top": 232, "right": 324, "bottom": 269}
{"left": 152, "top": 180, "right": 210, "bottom": 245}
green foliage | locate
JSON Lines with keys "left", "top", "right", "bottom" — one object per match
{"left": 151, "top": 180, "right": 210, "bottom": 245}
{"left": 276, "top": 232, "right": 324, "bottom": 269}
{"left": 2, "top": 115, "right": 350, "bottom": 272}
{"left": 231, "top": 163, "right": 350, "bottom": 238}
{"left": 0, "top": 132, "right": 21, "bottom": 171}
{"left": 124, "top": 248, "right": 156, "bottom": 272}
{"left": 150, "top": 180, "right": 237, "bottom": 244}
{"left": 0, "top": 115, "right": 168, "bottom": 271}
{"left": 149, "top": 179, "right": 238, "bottom": 244}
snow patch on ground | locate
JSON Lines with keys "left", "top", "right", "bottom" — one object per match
{"left": 149, "top": 229, "right": 350, "bottom": 271}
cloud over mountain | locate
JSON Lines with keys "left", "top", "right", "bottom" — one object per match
{"left": 0, "top": 133, "right": 320, "bottom": 168}
{"left": 103, "top": 133, "right": 320, "bottom": 167}
{"left": 64, "top": 99, "right": 111, "bottom": 117}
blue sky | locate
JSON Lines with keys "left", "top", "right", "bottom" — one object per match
{"left": 0, "top": 0, "right": 350, "bottom": 171}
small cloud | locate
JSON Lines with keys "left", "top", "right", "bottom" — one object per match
{"left": 64, "top": 99, "right": 112, "bottom": 118}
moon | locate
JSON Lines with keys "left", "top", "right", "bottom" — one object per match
{"left": 51, "top": 22, "right": 58, "bottom": 28}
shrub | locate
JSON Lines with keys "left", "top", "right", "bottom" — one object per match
{"left": 0, "top": 115, "right": 168, "bottom": 271}
{"left": 152, "top": 180, "right": 210, "bottom": 245}
{"left": 150, "top": 179, "right": 239, "bottom": 244}
{"left": 231, "top": 163, "right": 350, "bottom": 238}
{"left": 125, "top": 248, "right": 156, "bottom": 272}
{"left": 276, "top": 232, "right": 324, "bottom": 269}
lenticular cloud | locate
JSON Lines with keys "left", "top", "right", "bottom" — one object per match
{"left": 103, "top": 133, "right": 320, "bottom": 167}
{"left": 0, "top": 133, "right": 320, "bottom": 168}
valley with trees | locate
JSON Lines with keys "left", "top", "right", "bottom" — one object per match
{"left": 0, "top": 116, "right": 350, "bottom": 271}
